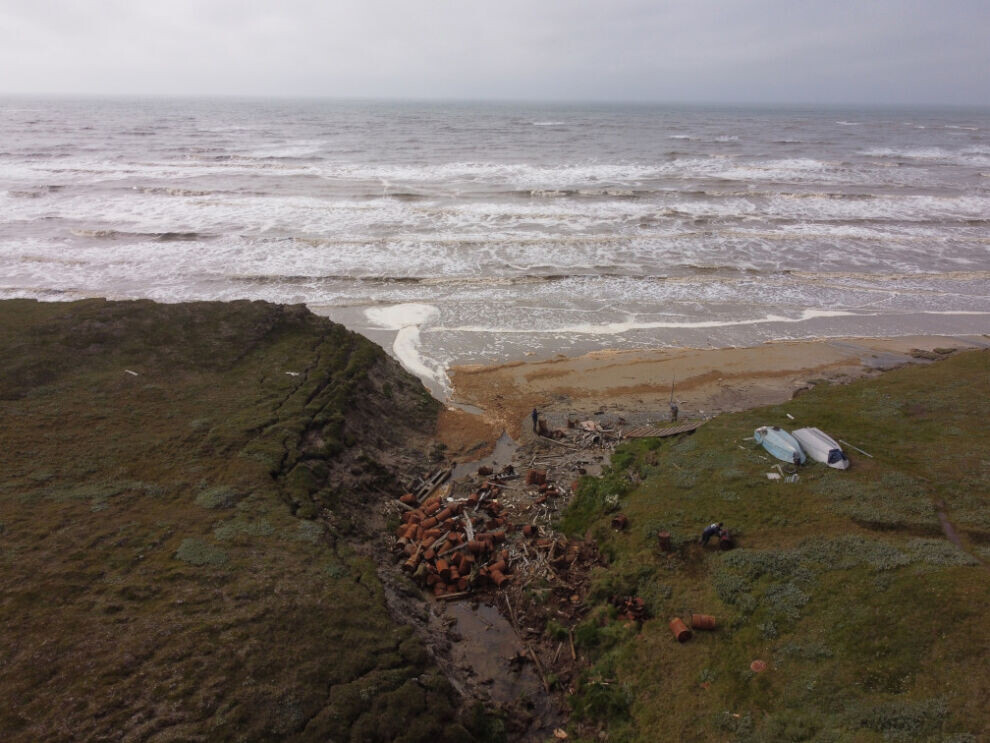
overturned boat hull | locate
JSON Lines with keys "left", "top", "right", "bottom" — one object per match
{"left": 792, "top": 427, "right": 850, "bottom": 470}
{"left": 754, "top": 426, "right": 807, "bottom": 465}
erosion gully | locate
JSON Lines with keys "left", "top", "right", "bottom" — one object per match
{"left": 378, "top": 411, "right": 647, "bottom": 741}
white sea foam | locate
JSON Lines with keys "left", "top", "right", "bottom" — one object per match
{"left": 438, "top": 309, "right": 862, "bottom": 335}
{"left": 311, "top": 160, "right": 666, "bottom": 188}
{"left": 920, "top": 310, "right": 990, "bottom": 316}
{"left": 365, "top": 303, "right": 449, "bottom": 393}
{"left": 249, "top": 140, "right": 325, "bottom": 159}
{"left": 365, "top": 303, "right": 439, "bottom": 330}
{"left": 861, "top": 147, "right": 990, "bottom": 167}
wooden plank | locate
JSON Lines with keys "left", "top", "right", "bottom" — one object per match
{"left": 623, "top": 420, "right": 706, "bottom": 439}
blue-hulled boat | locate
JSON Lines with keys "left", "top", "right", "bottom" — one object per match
{"left": 754, "top": 426, "right": 807, "bottom": 465}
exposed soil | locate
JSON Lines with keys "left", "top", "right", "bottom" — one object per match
{"left": 377, "top": 407, "right": 667, "bottom": 741}
{"left": 441, "top": 335, "right": 988, "bottom": 443}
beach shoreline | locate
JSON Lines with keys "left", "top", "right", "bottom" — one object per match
{"left": 435, "top": 333, "right": 989, "bottom": 454}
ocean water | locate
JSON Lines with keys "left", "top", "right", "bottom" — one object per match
{"left": 1, "top": 97, "right": 988, "bottom": 394}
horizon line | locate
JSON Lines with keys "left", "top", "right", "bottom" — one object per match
{"left": 1, "top": 91, "right": 989, "bottom": 111}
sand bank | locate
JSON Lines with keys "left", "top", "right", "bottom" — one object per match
{"left": 436, "top": 335, "right": 989, "bottom": 453}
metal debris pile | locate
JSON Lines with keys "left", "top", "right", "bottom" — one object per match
{"left": 612, "top": 595, "right": 649, "bottom": 622}
{"left": 392, "top": 464, "right": 598, "bottom": 601}
{"left": 394, "top": 470, "right": 514, "bottom": 597}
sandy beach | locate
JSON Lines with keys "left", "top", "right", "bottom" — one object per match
{"left": 436, "top": 334, "right": 989, "bottom": 454}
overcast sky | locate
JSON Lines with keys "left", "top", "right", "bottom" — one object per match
{"left": 1, "top": 0, "right": 988, "bottom": 105}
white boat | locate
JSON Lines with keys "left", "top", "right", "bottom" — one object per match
{"left": 754, "top": 426, "right": 806, "bottom": 465}
{"left": 791, "top": 427, "right": 850, "bottom": 470}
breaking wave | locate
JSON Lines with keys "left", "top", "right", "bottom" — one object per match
{"left": 69, "top": 229, "right": 210, "bottom": 241}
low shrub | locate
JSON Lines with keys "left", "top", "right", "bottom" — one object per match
{"left": 174, "top": 537, "right": 228, "bottom": 567}
{"left": 195, "top": 486, "right": 242, "bottom": 509}
{"left": 851, "top": 696, "right": 947, "bottom": 742}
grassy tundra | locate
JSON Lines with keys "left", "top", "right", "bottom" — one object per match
{"left": 561, "top": 349, "right": 989, "bottom": 743}
{"left": 0, "top": 299, "right": 489, "bottom": 742}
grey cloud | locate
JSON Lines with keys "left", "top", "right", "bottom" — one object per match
{"left": 0, "top": 0, "right": 987, "bottom": 104}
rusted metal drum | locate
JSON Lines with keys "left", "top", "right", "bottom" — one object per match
{"left": 490, "top": 569, "right": 510, "bottom": 587}
{"left": 658, "top": 531, "right": 672, "bottom": 552}
{"left": 526, "top": 469, "right": 547, "bottom": 485}
{"left": 611, "top": 513, "right": 629, "bottom": 531}
{"left": 669, "top": 617, "right": 692, "bottom": 642}
{"left": 691, "top": 614, "right": 716, "bottom": 630}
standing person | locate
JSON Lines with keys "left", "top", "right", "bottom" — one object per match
{"left": 699, "top": 521, "right": 723, "bottom": 545}
{"left": 531, "top": 408, "right": 539, "bottom": 433}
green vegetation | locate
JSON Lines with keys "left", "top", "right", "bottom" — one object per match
{"left": 0, "top": 299, "right": 483, "bottom": 742}
{"left": 559, "top": 350, "right": 990, "bottom": 742}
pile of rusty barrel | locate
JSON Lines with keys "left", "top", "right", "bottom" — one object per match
{"left": 612, "top": 595, "right": 649, "bottom": 622}
{"left": 525, "top": 469, "right": 564, "bottom": 504}
{"left": 394, "top": 482, "right": 513, "bottom": 597}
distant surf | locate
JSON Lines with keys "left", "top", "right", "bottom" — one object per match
{"left": 0, "top": 97, "right": 987, "bottom": 394}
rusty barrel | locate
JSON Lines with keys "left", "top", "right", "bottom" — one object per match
{"left": 669, "top": 617, "right": 692, "bottom": 642}
{"left": 489, "top": 569, "right": 510, "bottom": 587}
{"left": 691, "top": 614, "right": 716, "bottom": 631}
{"left": 611, "top": 513, "right": 629, "bottom": 531}
{"left": 658, "top": 531, "right": 673, "bottom": 552}
{"left": 526, "top": 469, "right": 547, "bottom": 486}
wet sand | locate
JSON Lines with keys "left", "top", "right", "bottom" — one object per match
{"left": 436, "top": 334, "right": 989, "bottom": 453}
